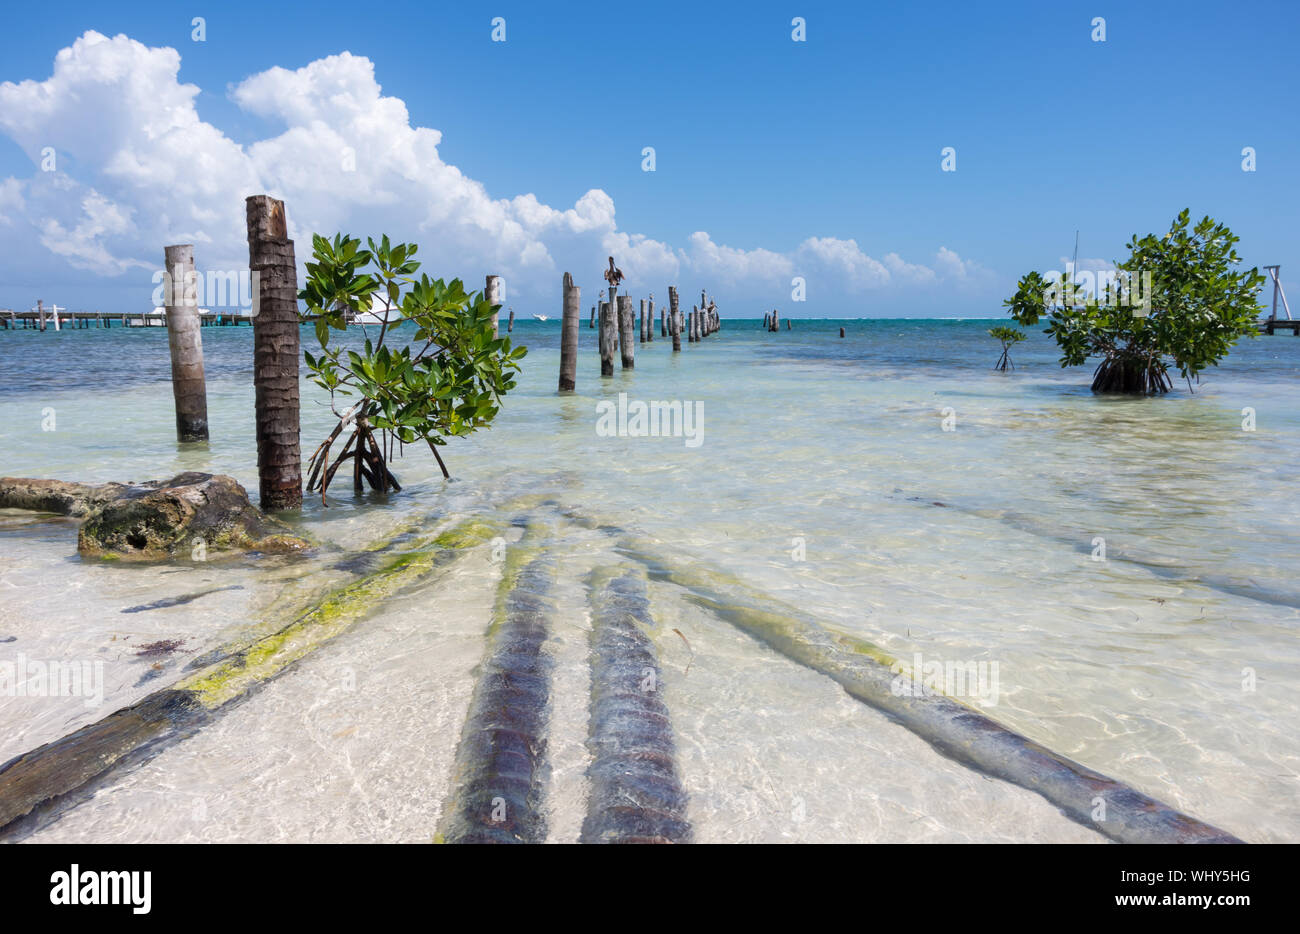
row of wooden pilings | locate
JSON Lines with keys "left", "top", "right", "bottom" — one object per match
{"left": 558, "top": 282, "right": 719, "bottom": 389}
{"left": 763, "top": 310, "right": 792, "bottom": 331}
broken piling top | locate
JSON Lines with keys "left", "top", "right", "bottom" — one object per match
{"left": 245, "top": 195, "right": 288, "bottom": 241}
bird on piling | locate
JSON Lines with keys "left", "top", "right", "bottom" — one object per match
{"left": 603, "top": 257, "right": 625, "bottom": 293}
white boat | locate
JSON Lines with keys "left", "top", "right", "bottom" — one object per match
{"left": 350, "top": 293, "right": 397, "bottom": 326}
{"left": 532, "top": 314, "right": 550, "bottom": 322}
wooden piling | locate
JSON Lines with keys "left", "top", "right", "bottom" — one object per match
{"left": 786, "top": 318, "right": 791, "bottom": 330}
{"left": 162, "top": 244, "right": 209, "bottom": 442}
{"left": 669, "top": 287, "right": 681, "bottom": 352}
{"left": 485, "top": 275, "right": 503, "bottom": 338}
{"left": 598, "top": 299, "right": 616, "bottom": 377}
{"left": 618, "top": 295, "right": 635, "bottom": 369}
{"left": 840, "top": 326, "right": 845, "bottom": 338}
{"left": 507, "top": 307, "right": 515, "bottom": 333}
{"left": 660, "top": 304, "right": 666, "bottom": 337}
{"left": 590, "top": 305, "right": 596, "bottom": 329}
{"left": 639, "top": 299, "right": 647, "bottom": 343}
{"left": 647, "top": 297, "right": 654, "bottom": 343}
{"left": 559, "top": 272, "right": 580, "bottom": 392}
{"left": 245, "top": 194, "right": 302, "bottom": 511}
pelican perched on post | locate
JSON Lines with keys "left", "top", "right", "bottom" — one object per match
{"left": 603, "top": 256, "right": 625, "bottom": 294}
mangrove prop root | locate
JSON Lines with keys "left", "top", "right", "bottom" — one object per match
{"left": 1091, "top": 356, "right": 1172, "bottom": 395}
{"left": 581, "top": 567, "right": 692, "bottom": 844}
{"left": 438, "top": 529, "right": 555, "bottom": 844}
{"left": 553, "top": 505, "right": 1243, "bottom": 844}
{"left": 307, "top": 418, "right": 401, "bottom": 498}
{"left": 0, "top": 512, "right": 509, "bottom": 841}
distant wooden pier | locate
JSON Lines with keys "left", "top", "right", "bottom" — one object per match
{"left": 0, "top": 306, "right": 253, "bottom": 330}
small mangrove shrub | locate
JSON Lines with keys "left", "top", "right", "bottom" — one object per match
{"left": 1003, "top": 210, "right": 1263, "bottom": 394}
{"left": 988, "top": 325, "right": 1025, "bottom": 371}
{"left": 298, "top": 234, "right": 526, "bottom": 499}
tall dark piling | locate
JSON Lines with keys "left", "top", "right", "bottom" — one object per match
{"left": 669, "top": 287, "right": 681, "bottom": 353}
{"left": 559, "top": 272, "right": 580, "bottom": 392}
{"left": 246, "top": 194, "right": 302, "bottom": 511}
{"left": 618, "top": 295, "right": 635, "bottom": 369}
{"left": 599, "top": 299, "right": 616, "bottom": 377}
{"left": 162, "top": 244, "right": 209, "bottom": 442}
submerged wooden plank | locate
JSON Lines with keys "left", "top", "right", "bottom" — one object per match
{"left": 582, "top": 567, "right": 692, "bottom": 844}
{"left": 438, "top": 536, "right": 556, "bottom": 844}
{"left": 0, "top": 513, "right": 509, "bottom": 841}
{"left": 555, "top": 505, "right": 1244, "bottom": 844}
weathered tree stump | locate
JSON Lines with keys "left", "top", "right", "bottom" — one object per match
{"left": 245, "top": 195, "right": 302, "bottom": 511}
{"left": 559, "top": 272, "right": 580, "bottom": 392}
{"left": 162, "top": 244, "right": 209, "bottom": 442}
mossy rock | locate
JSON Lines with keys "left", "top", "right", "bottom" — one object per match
{"left": 71, "top": 472, "right": 309, "bottom": 561}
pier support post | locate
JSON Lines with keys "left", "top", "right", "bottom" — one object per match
{"left": 485, "top": 275, "right": 503, "bottom": 338}
{"left": 598, "top": 297, "right": 616, "bottom": 377}
{"left": 246, "top": 195, "right": 302, "bottom": 511}
{"left": 669, "top": 287, "right": 681, "bottom": 353}
{"left": 162, "top": 244, "right": 209, "bottom": 442}
{"left": 507, "top": 307, "right": 515, "bottom": 333}
{"left": 647, "top": 297, "right": 654, "bottom": 343}
{"left": 618, "top": 295, "right": 635, "bottom": 369}
{"left": 640, "top": 298, "right": 647, "bottom": 343}
{"left": 560, "top": 272, "right": 580, "bottom": 392}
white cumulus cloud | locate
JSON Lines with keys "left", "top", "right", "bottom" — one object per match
{"left": 0, "top": 31, "right": 993, "bottom": 313}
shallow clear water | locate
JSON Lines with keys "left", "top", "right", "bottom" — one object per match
{"left": 1, "top": 317, "right": 1297, "bottom": 842}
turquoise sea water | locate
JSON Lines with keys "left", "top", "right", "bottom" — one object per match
{"left": 0, "top": 317, "right": 1297, "bottom": 842}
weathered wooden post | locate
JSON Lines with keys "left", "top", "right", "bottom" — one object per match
{"left": 246, "top": 194, "right": 302, "bottom": 510}
{"left": 507, "top": 307, "right": 515, "bottom": 333}
{"left": 485, "top": 275, "right": 503, "bottom": 338}
{"left": 590, "top": 304, "right": 596, "bottom": 329}
{"left": 618, "top": 295, "right": 635, "bottom": 369}
{"left": 763, "top": 312, "right": 769, "bottom": 330}
{"left": 598, "top": 299, "right": 616, "bottom": 376}
{"left": 786, "top": 318, "right": 791, "bottom": 330}
{"left": 771, "top": 309, "right": 780, "bottom": 332}
{"left": 840, "top": 327, "right": 846, "bottom": 338}
{"left": 647, "top": 296, "right": 654, "bottom": 343}
{"left": 560, "top": 272, "right": 580, "bottom": 392}
{"left": 37, "top": 299, "right": 45, "bottom": 332}
{"left": 162, "top": 244, "right": 209, "bottom": 442}
{"left": 669, "top": 287, "right": 681, "bottom": 352}
{"left": 660, "top": 304, "right": 666, "bottom": 337}
{"left": 639, "top": 299, "right": 647, "bottom": 343}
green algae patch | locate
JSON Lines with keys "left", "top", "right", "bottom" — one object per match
{"left": 177, "top": 513, "right": 509, "bottom": 710}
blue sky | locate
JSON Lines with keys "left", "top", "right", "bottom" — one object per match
{"left": 0, "top": 0, "right": 1295, "bottom": 316}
